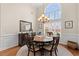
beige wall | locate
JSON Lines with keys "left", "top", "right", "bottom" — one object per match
{"left": 60, "top": 3, "right": 79, "bottom": 46}
{"left": 36, "top": 4, "right": 48, "bottom": 35}
{"left": 77, "top": 4, "right": 79, "bottom": 48}
{"left": 0, "top": 4, "right": 1, "bottom": 50}
{"left": 0, "top": 4, "right": 37, "bottom": 51}
{"left": 61, "top": 3, "right": 77, "bottom": 34}
{"left": 0, "top": 4, "right": 1, "bottom": 34}
{"left": 1, "top": 4, "right": 36, "bottom": 35}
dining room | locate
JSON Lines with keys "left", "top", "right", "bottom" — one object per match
{"left": 0, "top": 3, "right": 79, "bottom": 56}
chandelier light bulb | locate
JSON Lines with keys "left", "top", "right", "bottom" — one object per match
{"left": 38, "top": 14, "right": 50, "bottom": 23}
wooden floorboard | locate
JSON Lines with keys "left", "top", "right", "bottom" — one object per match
{"left": 0, "top": 45, "right": 79, "bottom": 56}
{"left": 60, "top": 44, "right": 79, "bottom": 56}
{"left": 0, "top": 46, "right": 21, "bottom": 56}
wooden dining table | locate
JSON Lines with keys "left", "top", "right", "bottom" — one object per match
{"left": 33, "top": 35, "right": 53, "bottom": 56}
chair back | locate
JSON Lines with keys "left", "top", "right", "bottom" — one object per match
{"left": 25, "top": 34, "right": 32, "bottom": 48}
{"left": 53, "top": 37, "right": 60, "bottom": 49}
{"left": 47, "top": 32, "right": 53, "bottom": 37}
{"left": 50, "top": 37, "right": 59, "bottom": 50}
{"left": 16, "top": 45, "right": 28, "bottom": 56}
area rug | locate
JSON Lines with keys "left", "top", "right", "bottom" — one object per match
{"left": 16, "top": 45, "right": 73, "bottom": 56}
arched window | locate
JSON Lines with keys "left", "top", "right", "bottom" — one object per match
{"left": 44, "top": 3, "right": 61, "bottom": 35}
{"left": 44, "top": 3, "right": 61, "bottom": 20}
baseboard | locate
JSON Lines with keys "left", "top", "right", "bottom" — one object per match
{"left": 0, "top": 45, "right": 19, "bottom": 52}
{"left": 0, "top": 34, "right": 18, "bottom": 51}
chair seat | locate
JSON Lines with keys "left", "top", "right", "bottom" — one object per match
{"left": 30, "top": 46, "right": 39, "bottom": 52}
{"left": 34, "top": 47, "right": 40, "bottom": 51}
{"left": 43, "top": 45, "right": 52, "bottom": 50}
{"left": 44, "top": 45, "right": 56, "bottom": 50}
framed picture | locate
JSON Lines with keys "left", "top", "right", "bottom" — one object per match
{"left": 20, "top": 20, "right": 32, "bottom": 32}
{"left": 65, "top": 21, "right": 73, "bottom": 29}
{"left": 39, "top": 22, "right": 43, "bottom": 29}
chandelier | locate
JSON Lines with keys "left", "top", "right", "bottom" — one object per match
{"left": 38, "top": 14, "right": 49, "bottom": 23}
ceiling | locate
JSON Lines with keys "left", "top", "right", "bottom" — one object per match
{"left": 28, "top": 3, "right": 48, "bottom": 8}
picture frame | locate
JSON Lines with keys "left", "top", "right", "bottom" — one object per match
{"left": 39, "top": 22, "right": 43, "bottom": 29}
{"left": 20, "top": 20, "right": 32, "bottom": 32}
{"left": 65, "top": 21, "right": 73, "bottom": 29}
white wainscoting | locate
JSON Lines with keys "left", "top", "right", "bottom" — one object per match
{"left": 77, "top": 35, "right": 79, "bottom": 49}
{"left": 60, "top": 34, "right": 79, "bottom": 44}
{"left": 0, "top": 33, "right": 79, "bottom": 51}
{"left": 0, "top": 34, "right": 18, "bottom": 51}
{"left": 60, "top": 33, "right": 79, "bottom": 49}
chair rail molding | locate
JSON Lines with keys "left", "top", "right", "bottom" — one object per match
{"left": 60, "top": 33, "right": 79, "bottom": 46}
{"left": 0, "top": 34, "right": 18, "bottom": 51}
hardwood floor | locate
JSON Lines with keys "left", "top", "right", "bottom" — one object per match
{"left": 0, "top": 46, "right": 21, "bottom": 56}
{"left": 0, "top": 45, "right": 79, "bottom": 56}
{"left": 61, "top": 44, "right": 79, "bottom": 56}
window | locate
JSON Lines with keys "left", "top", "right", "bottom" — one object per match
{"left": 44, "top": 3, "right": 61, "bottom": 35}
{"left": 44, "top": 3, "right": 61, "bottom": 20}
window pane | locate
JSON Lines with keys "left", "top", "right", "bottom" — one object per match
{"left": 44, "top": 3, "right": 61, "bottom": 35}
{"left": 44, "top": 3, "right": 61, "bottom": 20}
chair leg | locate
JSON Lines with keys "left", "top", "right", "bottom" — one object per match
{"left": 28, "top": 51, "right": 30, "bottom": 56}
{"left": 28, "top": 48, "right": 30, "bottom": 56}
{"left": 33, "top": 47, "right": 35, "bottom": 56}
{"left": 34, "top": 51, "right": 36, "bottom": 56}
{"left": 55, "top": 50, "right": 57, "bottom": 56}
{"left": 50, "top": 51, "right": 52, "bottom": 56}
{"left": 56, "top": 48, "right": 58, "bottom": 52}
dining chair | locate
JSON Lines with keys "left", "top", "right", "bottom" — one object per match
{"left": 32, "top": 41, "right": 41, "bottom": 56}
{"left": 25, "top": 34, "right": 40, "bottom": 56}
{"left": 53, "top": 37, "right": 60, "bottom": 56}
{"left": 44, "top": 37, "right": 60, "bottom": 56}
{"left": 16, "top": 45, "right": 28, "bottom": 56}
{"left": 47, "top": 32, "right": 53, "bottom": 37}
